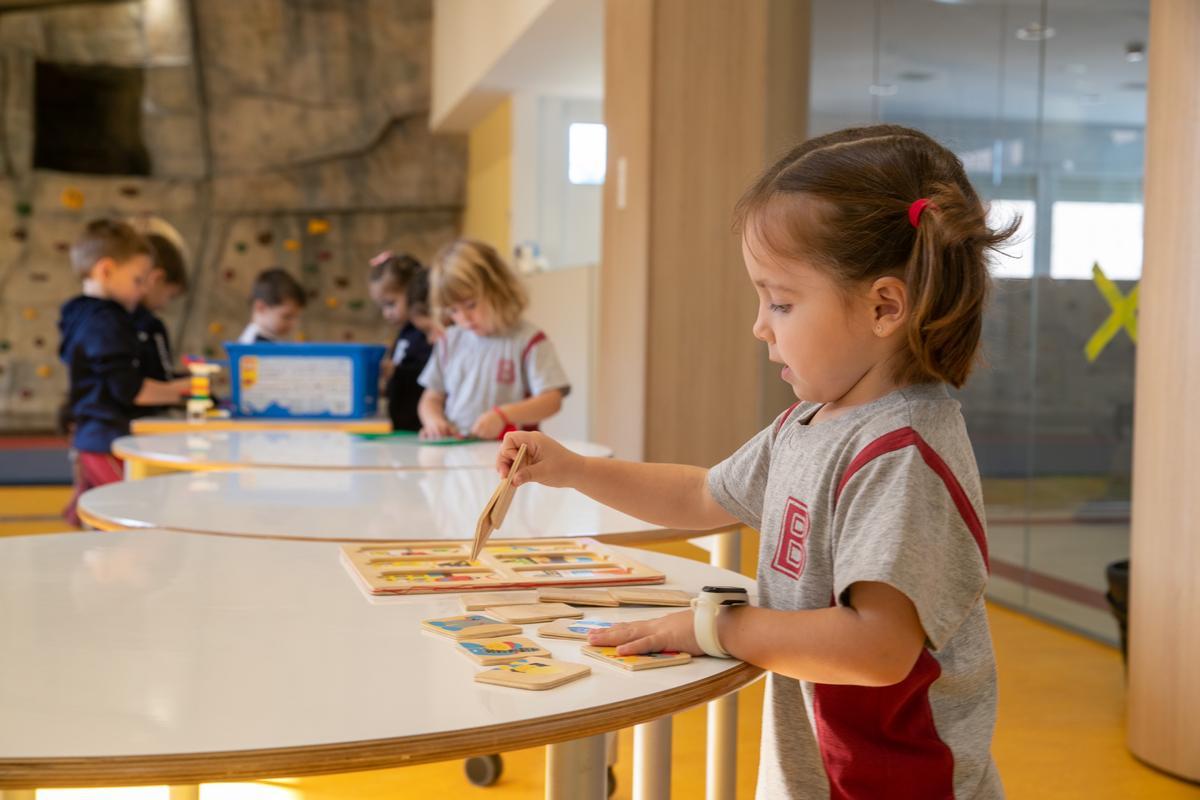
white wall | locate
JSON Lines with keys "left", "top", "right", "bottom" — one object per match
{"left": 524, "top": 264, "right": 596, "bottom": 441}
{"left": 431, "top": 0, "right": 555, "bottom": 131}
{"left": 511, "top": 92, "right": 603, "bottom": 270}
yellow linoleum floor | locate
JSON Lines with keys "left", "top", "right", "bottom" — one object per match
{"left": 4, "top": 486, "right": 1198, "bottom": 799}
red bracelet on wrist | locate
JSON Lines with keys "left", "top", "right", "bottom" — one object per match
{"left": 492, "top": 405, "right": 512, "bottom": 427}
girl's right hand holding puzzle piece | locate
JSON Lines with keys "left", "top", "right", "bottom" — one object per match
{"left": 498, "top": 431, "right": 584, "bottom": 488}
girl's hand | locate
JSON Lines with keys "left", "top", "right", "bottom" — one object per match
{"left": 497, "top": 431, "right": 585, "bottom": 488}
{"left": 420, "top": 417, "right": 459, "bottom": 440}
{"left": 587, "top": 610, "right": 704, "bottom": 656}
{"left": 470, "top": 409, "right": 507, "bottom": 440}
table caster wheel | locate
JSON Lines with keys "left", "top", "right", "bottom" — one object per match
{"left": 465, "top": 753, "right": 504, "bottom": 787}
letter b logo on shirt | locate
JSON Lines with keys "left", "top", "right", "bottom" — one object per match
{"left": 770, "top": 497, "right": 809, "bottom": 580}
{"left": 496, "top": 358, "right": 516, "bottom": 384}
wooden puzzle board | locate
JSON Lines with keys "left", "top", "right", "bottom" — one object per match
{"left": 340, "top": 538, "right": 666, "bottom": 596}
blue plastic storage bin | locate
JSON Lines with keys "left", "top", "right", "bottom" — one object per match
{"left": 223, "top": 342, "right": 386, "bottom": 419}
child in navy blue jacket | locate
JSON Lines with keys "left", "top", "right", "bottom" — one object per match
{"left": 59, "top": 219, "right": 191, "bottom": 525}
{"left": 368, "top": 251, "right": 434, "bottom": 431}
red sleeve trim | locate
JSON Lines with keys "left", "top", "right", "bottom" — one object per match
{"left": 834, "top": 426, "right": 989, "bottom": 570}
{"left": 774, "top": 401, "right": 802, "bottom": 436}
{"left": 521, "top": 330, "right": 547, "bottom": 364}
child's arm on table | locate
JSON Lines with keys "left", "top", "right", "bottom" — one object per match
{"left": 471, "top": 389, "right": 565, "bottom": 440}
{"left": 417, "top": 389, "right": 459, "bottom": 438}
{"left": 498, "top": 431, "right": 737, "bottom": 533}
{"left": 134, "top": 376, "right": 190, "bottom": 406}
{"left": 589, "top": 581, "right": 926, "bottom": 687}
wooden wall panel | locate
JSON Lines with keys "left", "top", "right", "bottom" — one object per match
{"left": 1127, "top": 0, "right": 1200, "bottom": 781}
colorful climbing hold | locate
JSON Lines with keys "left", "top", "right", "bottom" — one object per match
{"left": 33, "top": 336, "right": 45, "bottom": 348}
{"left": 29, "top": 272, "right": 49, "bottom": 283}
{"left": 119, "top": 185, "right": 140, "bottom": 197}
{"left": 303, "top": 263, "right": 319, "bottom": 275}
{"left": 307, "top": 288, "right": 319, "bottom": 300}
{"left": 318, "top": 250, "right": 333, "bottom": 262}
{"left": 21, "top": 307, "right": 38, "bottom": 321}
{"left": 235, "top": 241, "right": 248, "bottom": 253}
{"left": 334, "top": 276, "right": 349, "bottom": 289}
{"left": 307, "top": 218, "right": 330, "bottom": 235}
{"left": 60, "top": 188, "right": 85, "bottom": 210}
{"left": 11, "top": 228, "right": 27, "bottom": 242}
{"left": 348, "top": 299, "right": 365, "bottom": 311}
{"left": 36, "top": 364, "right": 52, "bottom": 379}
{"left": 224, "top": 269, "right": 236, "bottom": 282}
{"left": 55, "top": 241, "right": 70, "bottom": 253}
{"left": 325, "top": 296, "right": 340, "bottom": 309}
{"left": 342, "top": 330, "right": 355, "bottom": 341}
{"left": 15, "top": 201, "right": 32, "bottom": 216}
{"left": 257, "top": 231, "right": 274, "bottom": 246}
{"left": 0, "top": 340, "right": 10, "bottom": 352}
{"left": 19, "top": 388, "right": 33, "bottom": 400}
{"left": 284, "top": 239, "right": 301, "bottom": 251}
{"left": 208, "top": 321, "right": 224, "bottom": 335}
{"left": 203, "top": 346, "right": 216, "bottom": 358}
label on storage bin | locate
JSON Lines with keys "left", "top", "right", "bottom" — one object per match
{"left": 239, "top": 355, "right": 353, "bottom": 415}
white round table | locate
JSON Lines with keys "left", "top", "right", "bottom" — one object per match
{"left": 0, "top": 531, "right": 759, "bottom": 799}
{"left": 111, "top": 431, "right": 613, "bottom": 480}
{"left": 77, "top": 468, "right": 688, "bottom": 544}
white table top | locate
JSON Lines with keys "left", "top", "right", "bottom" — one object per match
{"left": 112, "top": 431, "right": 613, "bottom": 472}
{"left": 78, "top": 468, "right": 695, "bottom": 544}
{"left": 0, "top": 531, "right": 759, "bottom": 787}
{"left": 130, "top": 416, "right": 391, "bottom": 434}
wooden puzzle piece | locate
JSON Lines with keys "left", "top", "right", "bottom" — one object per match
{"left": 420, "top": 615, "right": 522, "bottom": 640}
{"left": 471, "top": 443, "right": 527, "bottom": 560}
{"left": 454, "top": 636, "right": 550, "bottom": 665}
{"left": 485, "top": 603, "right": 584, "bottom": 624}
{"left": 581, "top": 646, "right": 692, "bottom": 671}
{"left": 536, "top": 588, "right": 619, "bottom": 607}
{"left": 473, "top": 657, "right": 591, "bottom": 690}
{"left": 537, "top": 619, "right": 616, "bottom": 640}
{"left": 460, "top": 591, "right": 540, "bottom": 612}
{"left": 610, "top": 588, "right": 694, "bottom": 607}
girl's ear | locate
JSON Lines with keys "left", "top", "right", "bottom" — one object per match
{"left": 869, "top": 276, "right": 908, "bottom": 337}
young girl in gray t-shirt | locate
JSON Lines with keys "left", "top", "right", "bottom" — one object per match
{"left": 417, "top": 238, "right": 570, "bottom": 440}
{"left": 497, "top": 125, "right": 1013, "bottom": 799}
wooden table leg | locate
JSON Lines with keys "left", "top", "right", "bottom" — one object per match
{"left": 634, "top": 716, "right": 672, "bottom": 799}
{"left": 546, "top": 734, "right": 607, "bottom": 800}
{"left": 707, "top": 528, "right": 741, "bottom": 800}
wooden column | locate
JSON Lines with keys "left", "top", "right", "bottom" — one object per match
{"left": 1127, "top": 0, "right": 1200, "bottom": 782}
{"left": 597, "top": 0, "right": 810, "bottom": 465}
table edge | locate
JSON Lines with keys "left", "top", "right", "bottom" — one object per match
{"left": 0, "top": 663, "right": 762, "bottom": 788}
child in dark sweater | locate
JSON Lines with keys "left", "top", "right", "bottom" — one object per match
{"left": 59, "top": 219, "right": 190, "bottom": 525}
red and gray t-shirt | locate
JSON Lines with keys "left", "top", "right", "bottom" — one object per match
{"left": 418, "top": 320, "right": 570, "bottom": 434}
{"left": 708, "top": 382, "right": 1002, "bottom": 800}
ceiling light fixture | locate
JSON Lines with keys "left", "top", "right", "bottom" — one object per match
{"left": 1016, "top": 22, "right": 1056, "bottom": 41}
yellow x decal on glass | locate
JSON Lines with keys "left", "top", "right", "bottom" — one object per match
{"left": 1085, "top": 262, "right": 1139, "bottom": 363}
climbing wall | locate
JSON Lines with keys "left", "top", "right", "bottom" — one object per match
{"left": 0, "top": 0, "right": 464, "bottom": 430}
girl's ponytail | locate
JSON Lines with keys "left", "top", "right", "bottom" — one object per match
{"left": 904, "top": 182, "right": 1016, "bottom": 388}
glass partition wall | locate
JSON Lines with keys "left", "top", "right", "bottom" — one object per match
{"left": 810, "top": 0, "right": 1147, "bottom": 642}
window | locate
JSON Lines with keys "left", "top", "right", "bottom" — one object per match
{"left": 568, "top": 123, "right": 606, "bottom": 185}
{"left": 34, "top": 61, "right": 150, "bottom": 175}
{"left": 1050, "top": 202, "right": 1143, "bottom": 280}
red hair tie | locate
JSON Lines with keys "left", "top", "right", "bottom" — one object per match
{"left": 908, "top": 198, "right": 934, "bottom": 228}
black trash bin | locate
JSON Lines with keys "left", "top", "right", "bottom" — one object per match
{"left": 1105, "top": 559, "right": 1130, "bottom": 664}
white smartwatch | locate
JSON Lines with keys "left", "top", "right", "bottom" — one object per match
{"left": 691, "top": 585, "right": 750, "bottom": 658}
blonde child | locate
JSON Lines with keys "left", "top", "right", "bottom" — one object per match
{"left": 59, "top": 219, "right": 191, "bottom": 524}
{"left": 237, "top": 268, "right": 306, "bottom": 344}
{"left": 368, "top": 251, "right": 434, "bottom": 431}
{"left": 417, "top": 239, "right": 569, "bottom": 440}
{"left": 499, "top": 125, "right": 1013, "bottom": 799}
